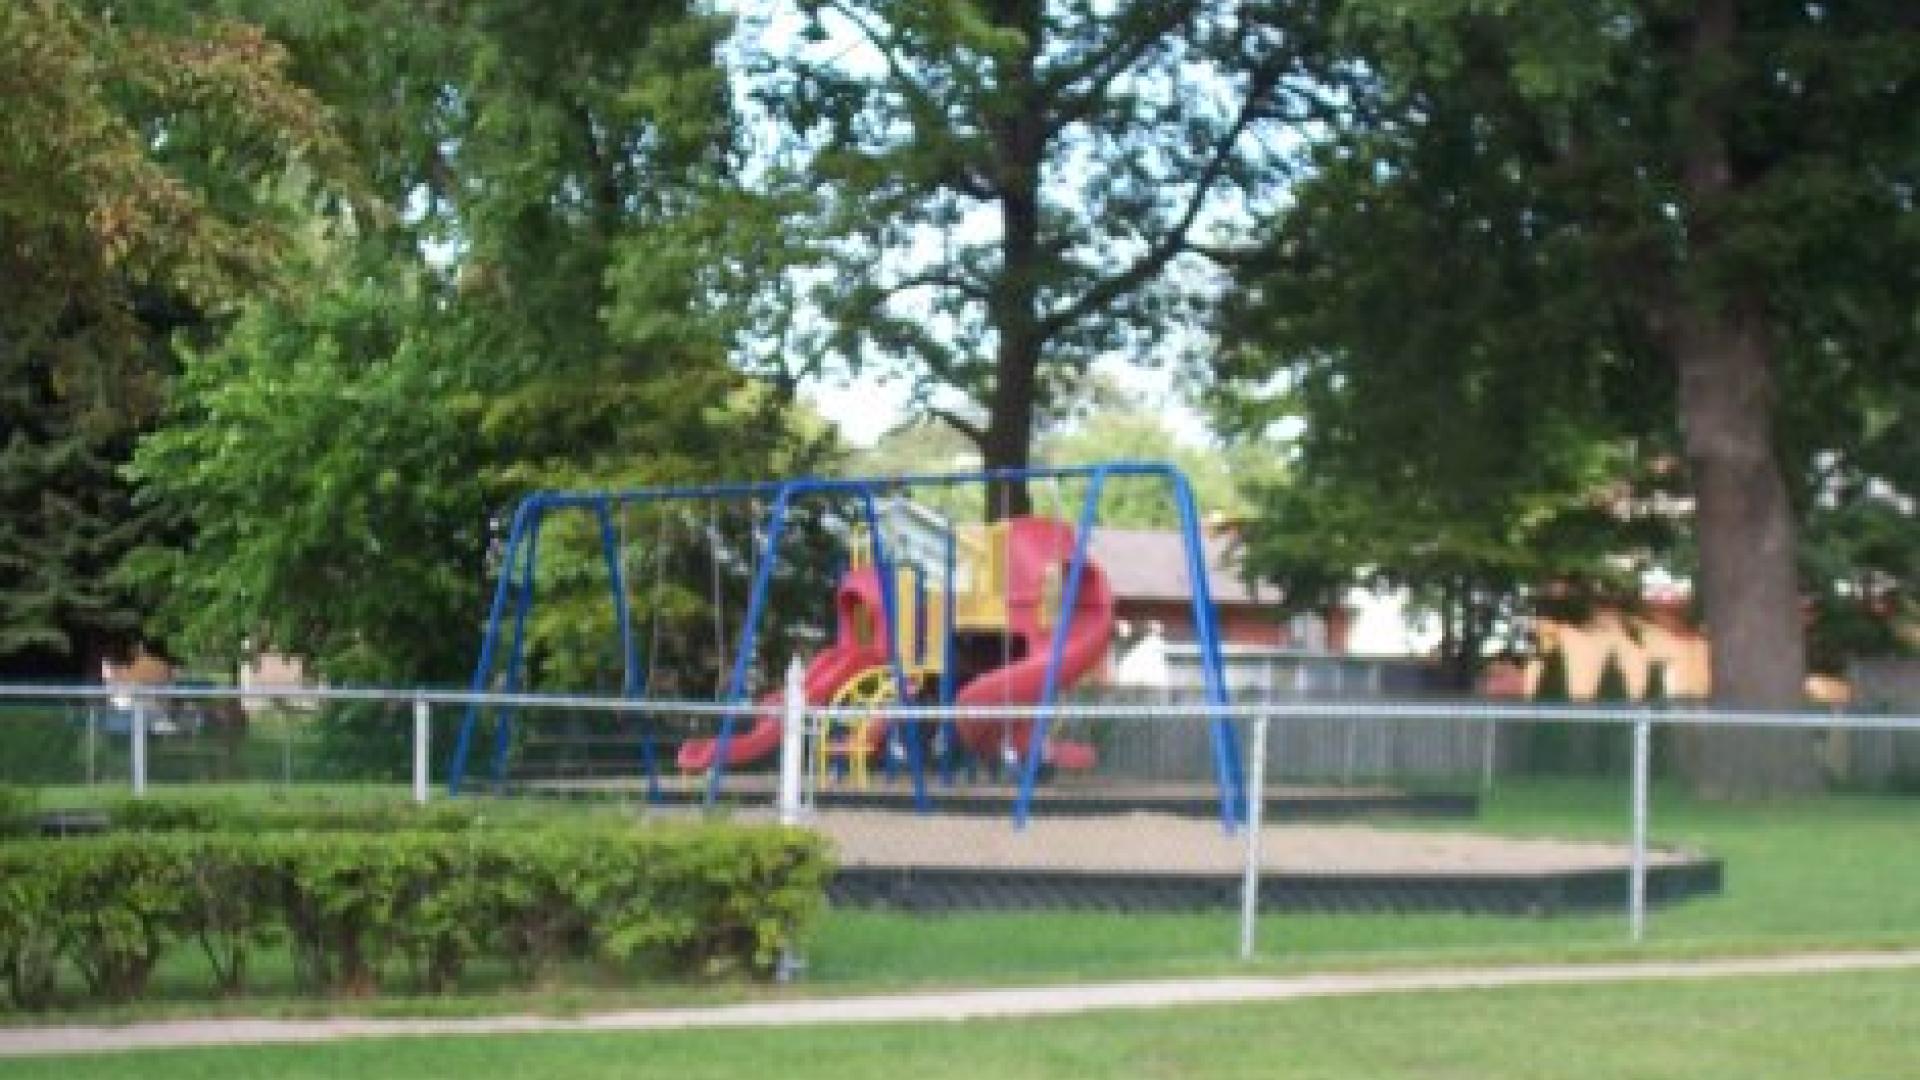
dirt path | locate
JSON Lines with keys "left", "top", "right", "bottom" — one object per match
{"left": 5, "top": 950, "right": 1918, "bottom": 1059}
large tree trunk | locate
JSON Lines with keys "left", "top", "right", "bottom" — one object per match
{"left": 1672, "top": 299, "right": 1820, "bottom": 797}
{"left": 980, "top": 0, "right": 1045, "bottom": 523}
{"left": 982, "top": 327, "right": 1039, "bottom": 520}
{"left": 1668, "top": 0, "right": 1817, "bottom": 798}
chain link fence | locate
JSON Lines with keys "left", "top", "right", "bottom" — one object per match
{"left": 4, "top": 682, "right": 1918, "bottom": 972}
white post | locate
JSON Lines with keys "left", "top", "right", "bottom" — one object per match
{"left": 413, "top": 697, "right": 432, "bottom": 805}
{"left": 778, "top": 656, "right": 807, "bottom": 827}
{"left": 776, "top": 656, "right": 809, "bottom": 985}
{"left": 1629, "top": 716, "right": 1651, "bottom": 943}
{"left": 1239, "top": 712, "right": 1270, "bottom": 961}
{"left": 130, "top": 696, "right": 148, "bottom": 798}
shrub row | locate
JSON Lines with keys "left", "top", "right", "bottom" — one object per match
{"left": 101, "top": 795, "right": 513, "bottom": 835}
{"left": 0, "top": 823, "right": 830, "bottom": 1009}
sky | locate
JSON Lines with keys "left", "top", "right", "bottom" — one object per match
{"left": 801, "top": 358, "right": 1212, "bottom": 449}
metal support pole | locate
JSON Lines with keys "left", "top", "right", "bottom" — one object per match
{"left": 85, "top": 705, "right": 97, "bottom": 787}
{"left": 1629, "top": 716, "right": 1651, "bottom": 943}
{"left": 1481, "top": 718, "right": 1498, "bottom": 796}
{"left": 413, "top": 697, "right": 432, "bottom": 806}
{"left": 130, "top": 696, "right": 148, "bottom": 798}
{"left": 281, "top": 705, "right": 294, "bottom": 787}
{"left": 776, "top": 656, "right": 809, "bottom": 984}
{"left": 779, "top": 657, "right": 806, "bottom": 827}
{"left": 1239, "top": 713, "right": 1270, "bottom": 961}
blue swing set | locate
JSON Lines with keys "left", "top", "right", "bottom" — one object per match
{"left": 444, "top": 460, "right": 1246, "bottom": 828}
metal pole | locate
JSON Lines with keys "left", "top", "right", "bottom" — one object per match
{"left": 85, "top": 705, "right": 97, "bottom": 787}
{"left": 779, "top": 657, "right": 806, "bottom": 827}
{"left": 130, "top": 696, "right": 148, "bottom": 798}
{"left": 1481, "top": 717, "right": 1498, "bottom": 796}
{"left": 1629, "top": 716, "right": 1651, "bottom": 943}
{"left": 413, "top": 697, "right": 432, "bottom": 806}
{"left": 776, "top": 655, "right": 809, "bottom": 985}
{"left": 1239, "top": 713, "right": 1270, "bottom": 961}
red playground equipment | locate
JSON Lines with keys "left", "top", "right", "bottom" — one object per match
{"left": 676, "top": 516, "right": 1109, "bottom": 775}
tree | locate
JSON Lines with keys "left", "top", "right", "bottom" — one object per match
{"left": 775, "top": 0, "right": 1328, "bottom": 515}
{"left": 850, "top": 378, "right": 1273, "bottom": 528}
{"left": 1037, "top": 395, "right": 1268, "bottom": 530}
{"left": 128, "top": 0, "right": 830, "bottom": 690}
{"left": 0, "top": 0, "right": 339, "bottom": 677}
{"left": 1218, "top": 1, "right": 1920, "bottom": 796}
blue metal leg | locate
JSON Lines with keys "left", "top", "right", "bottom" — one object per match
{"left": 856, "top": 490, "right": 930, "bottom": 813}
{"left": 1170, "top": 470, "right": 1244, "bottom": 832}
{"left": 1014, "top": 469, "right": 1108, "bottom": 829}
{"left": 490, "top": 513, "right": 544, "bottom": 791}
{"left": 707, "top": 490, "right": 795, "bottom": 806}
{"left": 448, "top": 499, "right": 539, "bottom": 796}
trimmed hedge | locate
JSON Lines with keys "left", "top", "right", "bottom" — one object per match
{"left": 0, "top": 823, "right": 830, "bottom": 1009}
{"left": 102, "top": 796, "right": 507, "bottom": 835}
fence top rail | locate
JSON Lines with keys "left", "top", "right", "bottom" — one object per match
{"left": 2, "top": 683, "right": 1920, "bottom": 731}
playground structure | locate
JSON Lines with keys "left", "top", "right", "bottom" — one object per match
{"left": 673, "top": 512, "right": 1108, "bottom": 781}
{"left": 444, "top": 462, "right": 1246, "bottom": 827}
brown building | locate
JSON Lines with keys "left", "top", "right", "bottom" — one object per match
{"left": 1088, "top": 528, "right": 1349, "bottom": 651}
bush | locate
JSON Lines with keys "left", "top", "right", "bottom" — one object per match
{"left": 0, "top": 855, "right": 60, "bottom": 1009}
{"left": 0, "top": 822, "right": 831, "bottom": 1008}
{"left": 104, "top": 796, "right": 499, "bottom": 835}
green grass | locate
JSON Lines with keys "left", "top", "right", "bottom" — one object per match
{"left": 2, "top": 777, "right": 1915, "bottom": 1021}
{"left": 13, "top": 967, "right": 1920, "bottom": 1078}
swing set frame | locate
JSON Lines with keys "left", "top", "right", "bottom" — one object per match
{"left": 443, "top": 460, "right": 1245, "bottom": 829}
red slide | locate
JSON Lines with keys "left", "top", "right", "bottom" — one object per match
{"left": 952, "top": 518, "right": 1110, "bottom": 771}
{"left": 674, "top": 642, "right": 887, "bottom": 771}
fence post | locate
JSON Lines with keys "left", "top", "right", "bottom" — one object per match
{"left": 130, "top": 695, "right": 148, "bottom": 798}
{"left": 281, "top": 703, "right": 294, "bottom": 788}
{"left": 776, "top": 656, "right": 809, "bottom": 985}
{"left": 1629, "top": 714, "right": 1651, "bottom": 943}
{"left": 1239, "top": 712, "right": 1270, "bottom": 961}
{"left": 413, "top": 696, "right": 432, "bottom": 806}
{"left": 779, "top": 656, "right": 807, "bottom": 828}
{"left": 85, "top": 704, "right": 98, "bottom": 787}
{"left": 1480, "top": 717, "right": 1498, "bottom": 796}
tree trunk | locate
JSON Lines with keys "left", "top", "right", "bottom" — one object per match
{"left": 1664, "top": 0, "right": 1818, "bottom": 799}
{"left": 982, "top": 328, "right": 1039, "bottom": 520}
{"left": 981, "top": 0, "right": 1045, "bottom": 523}
{"left": 1672, "top": 299, "right": 1819, "bottom": 797}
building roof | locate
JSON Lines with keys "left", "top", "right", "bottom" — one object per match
{"left": 1088, "top": 528, "right": 1281, "bottom": 608}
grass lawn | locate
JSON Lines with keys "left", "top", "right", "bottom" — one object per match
{"left": 11, "top": 966, "right": 1920, "bottom": 1079}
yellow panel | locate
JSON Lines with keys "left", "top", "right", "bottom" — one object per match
{"left": 844, "top": 521, "right": 1014, "bottom": 635}
{"left": 893, "top": 567, "right": 919, "bottom": 664}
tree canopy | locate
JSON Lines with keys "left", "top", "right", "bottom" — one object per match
{"left": 0, "top": 0, "right": 341, "bottom": 676}
{"left": 772, "top": 0, "right": 1325, "bottom": 514}
{"left": 124, "top": 0, "right": 830, "bottom": 688}
{"left": 1214, "top": 0, "right": 1920, "bottom": 792}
